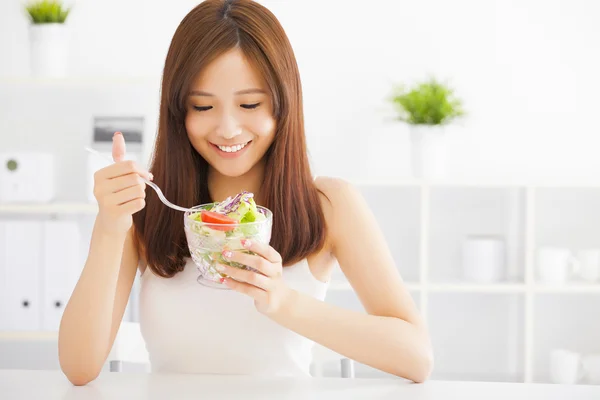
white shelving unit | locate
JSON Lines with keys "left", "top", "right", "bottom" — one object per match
{"left": 3, "top": 180, "right": 600, "bottom": 382}
{"left": 323, "top": 180, "right": 600, "bottom": 382}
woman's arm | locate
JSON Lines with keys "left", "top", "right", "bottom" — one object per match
{"left": 268, "top": 178, "right": 433, "bottom": 382}
{"left": 59, "top": 224, "right": 139, "bottom": 385}
{"left": 59, "top": 134, "right": 149, "bottom": 385}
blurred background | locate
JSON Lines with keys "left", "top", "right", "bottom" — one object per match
{"left": 1, "top": 0, "right": 600, "bottom": 385}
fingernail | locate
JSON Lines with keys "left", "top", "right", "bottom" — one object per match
{"left": 220, "top": 277, "right": 225, "bottom": 283}
{"left": 241, "top": 239, "right": 251, "bottom": 248}
{"left": 148, "top": 172, "right": 154, "bottom": 181}
{"left": 222, "top": 250, "right": 233, "bottom": 259}
{"left": 114, "top": 131, "right": 122, "bottom": 137}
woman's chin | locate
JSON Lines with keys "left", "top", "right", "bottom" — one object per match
{"left": 209, "top": 163, "right": 255, "bottom": 178}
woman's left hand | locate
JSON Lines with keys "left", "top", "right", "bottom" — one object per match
{"left": 218, "top": 239, "right": 293, "bottom": 315}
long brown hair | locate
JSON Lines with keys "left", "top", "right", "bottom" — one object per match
{"left": 133, "top": 0, "right": 327, "bottom": 278}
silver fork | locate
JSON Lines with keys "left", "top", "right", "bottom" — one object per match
{"left": 84, "top": 147, "right": 193, "bottom": 212}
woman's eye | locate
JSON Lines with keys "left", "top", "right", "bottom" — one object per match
{"left": 241, "top": 103, "right": 261, "bottom": 110}
{"left": 193, "top": 105, "right": 213, "bottom": 112}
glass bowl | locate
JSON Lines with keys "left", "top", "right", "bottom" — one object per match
{"left": 183, "top": 204, "right": 273, "bottom": 289}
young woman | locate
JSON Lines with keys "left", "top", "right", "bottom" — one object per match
{"left": 59, "top": 0, "right": 433, "bottom": 385}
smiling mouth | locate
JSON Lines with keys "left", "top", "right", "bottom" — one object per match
{"left": 211, "top": 140, "right": 252, "bottom": 153}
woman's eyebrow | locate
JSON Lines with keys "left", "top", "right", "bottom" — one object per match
{"left": 235, "top": 88, "right": 266, "bottom": 95}
{"left": 188, "top": 88, "right": 266, "bottom": 96}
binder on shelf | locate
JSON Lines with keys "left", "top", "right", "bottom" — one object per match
{"left": 0, "top": 221, "right": 43, "bottom": 331}
{"left": 41, "top": 221, "right": 81, "bottom": 331}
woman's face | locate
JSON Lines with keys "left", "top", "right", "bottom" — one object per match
{"left": 185, "top": 48, "right": 276, "bottom": 177}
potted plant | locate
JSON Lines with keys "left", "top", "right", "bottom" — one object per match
{"left": 25, "top": 0, "right": 72, "bottom": 77}
{"left": 389, "top": 77, "right": 464, "bottom": 179}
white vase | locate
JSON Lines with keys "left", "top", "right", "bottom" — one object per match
{"left": 29, "top": 23, "right": 69, "bottom": 78}
{"left": 462, "top": 235, "right": 506, "bottom": 283}
{"left": 409, "top": 124, "right": 446, "bottom": 179}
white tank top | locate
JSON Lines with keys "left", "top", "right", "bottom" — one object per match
{"left": 138, "top": 187, "right": 329, "bottom": 375}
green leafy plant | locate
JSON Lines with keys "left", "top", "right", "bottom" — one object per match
{"left": 389, "top": 77, "right": 464, "bottom": 125}
{"left": 25, "top": 0, "right": 71, "bottom": 24}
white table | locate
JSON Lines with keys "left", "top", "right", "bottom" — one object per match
{"left": 1, "top": 370, "right": 600, "bottom": 400}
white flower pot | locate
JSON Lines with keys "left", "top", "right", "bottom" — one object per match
{"left": 29, "top": 23, "right": 69, "bottom": 78}
{"left": 409, "top": 124, "right": 446, "bottom": 179}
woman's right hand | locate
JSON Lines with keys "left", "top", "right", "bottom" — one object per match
{"left": 93, "top": 132, "right": 153, "bottom": 235}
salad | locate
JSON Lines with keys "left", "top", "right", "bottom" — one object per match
{"left": 184, "top": 191, "right": 272, "bottom": 288}
{"left": 188, "top": 191, "right": 267, "bottom": 237}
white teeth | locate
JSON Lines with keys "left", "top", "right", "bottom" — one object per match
{"left": 217, "top": 142, "right": 249, "bottom": 153}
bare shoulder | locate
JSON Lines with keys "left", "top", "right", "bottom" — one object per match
{"left": 315, "top": 175, "right": 364, "bottom": 209}
{"left": 314, "top": 176, "right": 367, "bottom": 248}
{"left": 315, "top": 174, "right": 352, "bottom": 188}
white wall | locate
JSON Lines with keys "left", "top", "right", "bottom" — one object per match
{"left": 2, "top": 0, "right": 600, "bottom": 183}
{"left": 1, "top": 0, "right": 600, "bottom": 380}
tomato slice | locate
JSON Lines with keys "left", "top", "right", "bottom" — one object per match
{"left": 200, "top": 211, "right": 237, "bottom": 231}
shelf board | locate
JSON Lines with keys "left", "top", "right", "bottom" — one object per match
{"left": 0, "top": 331, "right": 58, "bottom": 340}
{"left": 428, "top": 283, "right": 526, "bottom": 293}
{"left": 350, "top": 179, "right": 600, "bottom": 189}
{"left": 329, "top": 281, "right": 600, "bottom": 293}
{"left": 352, "top": 179, "right": 526, "bottom": 188}
{"left": 328, "top": 281, "right": 422, "bottom": 291}
{"left": 533, "top": 283, "right": 600, "bottom": 293}
{"left": 0, "top": 202, "right": 98, "bottom": 214}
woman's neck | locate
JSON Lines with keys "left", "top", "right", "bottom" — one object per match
{"left": 207, "top": 160, "right": 266, "bottom": 204}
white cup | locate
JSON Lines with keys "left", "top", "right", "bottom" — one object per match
{"left": 538, "top": 248, "right": 579, "bottom": 284}
{"left": 550, "top": 349, "right": 584, "bottom": 384}
{"left": 583, "top": 354, "right": 600, "bottom": 384}
{"left": 462, "top": 236, "right": 505, "bottom": 283}
{"left": 576, "top": 249, "right": 600, "bottom": 282}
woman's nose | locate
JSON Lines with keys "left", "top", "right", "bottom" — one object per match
{"left": 216, "top": 114, "right": 242, "bottom": 139}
